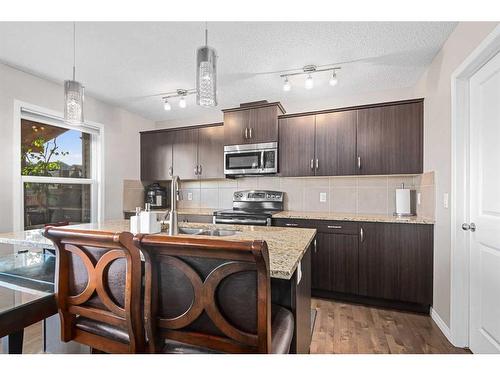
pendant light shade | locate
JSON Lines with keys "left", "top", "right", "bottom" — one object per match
{"left": 196, "top": 25, "right": 217, "bottom": 107}
{"left": 64, "top": 79, "right": 84, "bottom": 124}
{"left": 64, "top": 22, "right": 84, "bottom": 125}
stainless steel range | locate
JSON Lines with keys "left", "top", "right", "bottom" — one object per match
{"left": 213, "top": 190, "right": 284, "bottom": 226}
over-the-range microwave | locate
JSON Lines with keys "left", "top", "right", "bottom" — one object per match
{"left": 224, "top": 142, "right": 278, "bottom": 176}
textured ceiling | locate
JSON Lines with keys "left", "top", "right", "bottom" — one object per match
{"left": 0, "top": 22, "right": 456, "bottom": 122}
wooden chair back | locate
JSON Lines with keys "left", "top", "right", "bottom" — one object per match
{"left": 44, "top": 227, "right": 145, "bottom": 353}
{"left": 136, "top": 235, "right": 272, "bottom": 354}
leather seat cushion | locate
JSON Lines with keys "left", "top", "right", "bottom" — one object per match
{"left": 161, "top": 304, "right": 294, "bottom": 354}
{"left": 75, "top": 316, "right": 130, "bottom": 344}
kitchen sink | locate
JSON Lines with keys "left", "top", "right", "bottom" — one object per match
{"left": 178, "top": 227, "right": 239, "bottom": 237}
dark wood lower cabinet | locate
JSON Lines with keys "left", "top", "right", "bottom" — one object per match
{"left": 273, "top": 218, "right": 433, "bottom": 313}
{"left": 313, "top": 232, "right": 358, "bottom": 294}
{"left": 358, "top": 222, "right": 433, "bottom": 306}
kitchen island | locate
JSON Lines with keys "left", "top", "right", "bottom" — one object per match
{"left": 0, "top": 220, "right": 316, "bottom": 353}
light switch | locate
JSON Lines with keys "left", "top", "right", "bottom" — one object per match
{"left": 187, "top": 192, "right": 193, "bottom": 201}
{"left": 319, "top": 192, "right": 327, "bottom": 202}
{"left": 443, "top": 193, "right": 449, "bottom": 209}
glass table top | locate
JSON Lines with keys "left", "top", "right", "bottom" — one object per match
{"left": 0, "top": 251, "right": 55, "bottom": 316}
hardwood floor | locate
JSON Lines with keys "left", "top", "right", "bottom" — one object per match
{"left": 19, "top": 298, "right": 470, "bottom": 354}
{"left": 310, "top": 298, "right": 470, "bottom": 354}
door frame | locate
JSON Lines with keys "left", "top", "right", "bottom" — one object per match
{"left": 450, "top": 25, "right": 500, "bottom": 348}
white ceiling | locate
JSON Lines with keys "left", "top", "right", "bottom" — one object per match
{"left": 0, "top": 22, "right": 456, "bottom": 122}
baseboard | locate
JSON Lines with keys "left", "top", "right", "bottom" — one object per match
{"left": 430, "top": 307, "right": 453, "bottom": 344}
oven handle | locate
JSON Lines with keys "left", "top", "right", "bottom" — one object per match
{"left": 214, "top": 218, "right": 268, "bottom": 225}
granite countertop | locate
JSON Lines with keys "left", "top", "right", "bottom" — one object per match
{"left": 272, "top": 211, "right": 435, "bottom": 225}
{"left": 124, "top": 208, "right": 216, "bottom": 216}
{"left": 0, "top": 220, "right": 316, "bottom": 280}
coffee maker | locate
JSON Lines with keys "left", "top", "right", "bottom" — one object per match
{"left": 144, "top": 183, "right": 168, "bottom": 209}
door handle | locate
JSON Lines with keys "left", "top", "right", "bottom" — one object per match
{"left": 315, "top": 159, "right": 319, "bottom": 170}
{"left": 462, "top": 223, "right": 476, "bottom": 232}
{"left": 360, "top": 227, "right": 364, "bottom": 242}
{"left": 357, "top": 156, "right": 361, "bottom": 169}
{"left": 310, "top": 159, "right": 314, "bottom": 170}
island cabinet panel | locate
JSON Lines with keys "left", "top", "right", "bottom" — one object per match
{"left": 358, "top": 222, "right": 433, "bottom": 305}
{"left": 172, "top": 128, "right": 199, "bottom": 180}
{"left": 198, "top": 125, "right": 224, "bottom": 179}
{"left": 140, "top": 131, "right": 173, "bottom": 181}
{"left": 356, "top": 101, "right": 423, "bottom": 175}
{"left": 278, "top": 115, "right": 316, "bottom": 177}
{"left": 314, "top": 111, "right": 357, "bottom": 176}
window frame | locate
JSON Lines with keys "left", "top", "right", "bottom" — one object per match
{"left": 13, "top": 100, "right": 105, "bottom": 231}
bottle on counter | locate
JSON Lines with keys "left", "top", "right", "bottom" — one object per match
{"left": 130, "top": 207, "right": 142, "bottom": 234}
{"left": 139, "top": 203, "right": 162, "bottom": 234}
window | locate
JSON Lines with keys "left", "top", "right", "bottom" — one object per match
{"left": 19, "top": 108, "right": 102, "bottom": 230}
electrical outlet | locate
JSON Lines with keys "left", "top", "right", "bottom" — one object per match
{"left": 443, "top": 193, "right": 449, "bottom": 209}
{"left": 417, "top": 192, "right": 421, "bottom": 205}
{"left": 319, "top": 192, "right": 327, "bottom": 202}
{"left": 187, "top": 192, "right": 193, "bottom": 201}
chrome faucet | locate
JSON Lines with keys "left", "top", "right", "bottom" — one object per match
{"left": 168, "top": 176, "right": 180, "bottom": 235}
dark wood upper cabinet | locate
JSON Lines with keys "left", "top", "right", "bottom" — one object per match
{"left": 358, "top": 222, "right": 433, "bottom": 305}
{"left": 198, "top": 125, "right": 224, "bottom": 179}
{"left": 315, "top": 111, "right": 357, "bottom": 176}
{"left": 140, "top": 131, "right": 172, "bottom": 181}
{"left": 356, "top": 101, "right": 423, "bottom": 175}
{"left": 278, "top": 115, "right": 316, "bottom": 177}
{"left": 222, "top": 109, "right": 250, "bottom": 146}
{"left": 172, "top": 128, "right": 198, "bottom": 180}
{"left": 223, "top": 102, "right": 284, "bottom": 145}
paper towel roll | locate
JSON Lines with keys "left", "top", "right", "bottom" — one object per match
{"left": 395, "top": 187, "right": 416, "bottom": 216}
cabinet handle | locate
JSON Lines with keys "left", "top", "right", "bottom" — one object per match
{"left": 244, "top": 128, "right": 248, "bottom": 139}
{"left": 285, "top": 223, "right": 298, "bottom": 227}
{"left": 357, "top": 156, "right": 361, "bottom": 169}
{"left": 168, "top": 166, "right": 173, "bottom": 177}
{"left": 315, "top": 159, "right": 319, "bottom": 170}
{"left": 194, "top": 166, "right": 198, "bottom": 175}
{"left": 310, "top": 159, "right": 314, "bottom": 170}
{"left": 327, "top": 225, "right": 342, "bottom": 229}
{"left": 360, "top": 227, "right": 364, "bottom": 243}
{"left": 199, "top": 165, "right": 202, "bottom": 175}
{"left": 249, "top": 127, "right": 253, "bottom": 139}
{"left": 314, "top": 239, "right": 317, "bottom": 253}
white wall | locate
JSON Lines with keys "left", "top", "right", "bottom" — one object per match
{"left": 414, "top": 22, "right": 499, "bottom": 327}
{"left": 0, "top": 62, "right": 155, "bottom": 232}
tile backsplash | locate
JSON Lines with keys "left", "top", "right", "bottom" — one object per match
{"left": 176, "top": 172, "right": 436, "bottom": 219}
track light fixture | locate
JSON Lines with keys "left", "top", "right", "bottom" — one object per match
{"left": 280, "top": 65, "right": 341, "bottom": 92}
{"left": 161, "top": 89, "right": 196, "bottom": 111}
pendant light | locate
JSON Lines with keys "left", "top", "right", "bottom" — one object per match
{"left": 196, "top": 22, "right": 217, "bottom": 107}
{"left": 64, "top": 22, "right": 84, "bottom": 125}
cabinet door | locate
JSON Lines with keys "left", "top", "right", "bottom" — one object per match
{"left": 223, "top": 109, "right": 251, "bottom": 145}
{"left": 356, "top": 102, "right": 423, "bottom": 175}
{"left": 198, "top": 125, "right": 224, "bottom": 179}
{"left": 312, "top": 232, "right": 358, "bottom": 294}
{"left": 358, "top": 222, "right": 433, "bottom": 305}
{"left": 278, "top": 116, "right": 315, "bottom": 177}
{"left": 140, "top": 131, "right": 173, "bottom": 181}
{"left": 314, "top": 111, "right": 357, "bottom": 176}
{"left": 247, "top": 106, "right": 279, "bottom": 143}
{"left": 172, "top": 128, "right": 198, "bottom": 180}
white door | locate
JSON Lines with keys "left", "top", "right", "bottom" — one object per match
{"left": 469, "top": 50, "right": 500, "bottom": 353}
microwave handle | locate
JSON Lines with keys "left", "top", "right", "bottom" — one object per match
{"left": 261, "top": 151, "right": 265, "bottom": 169}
